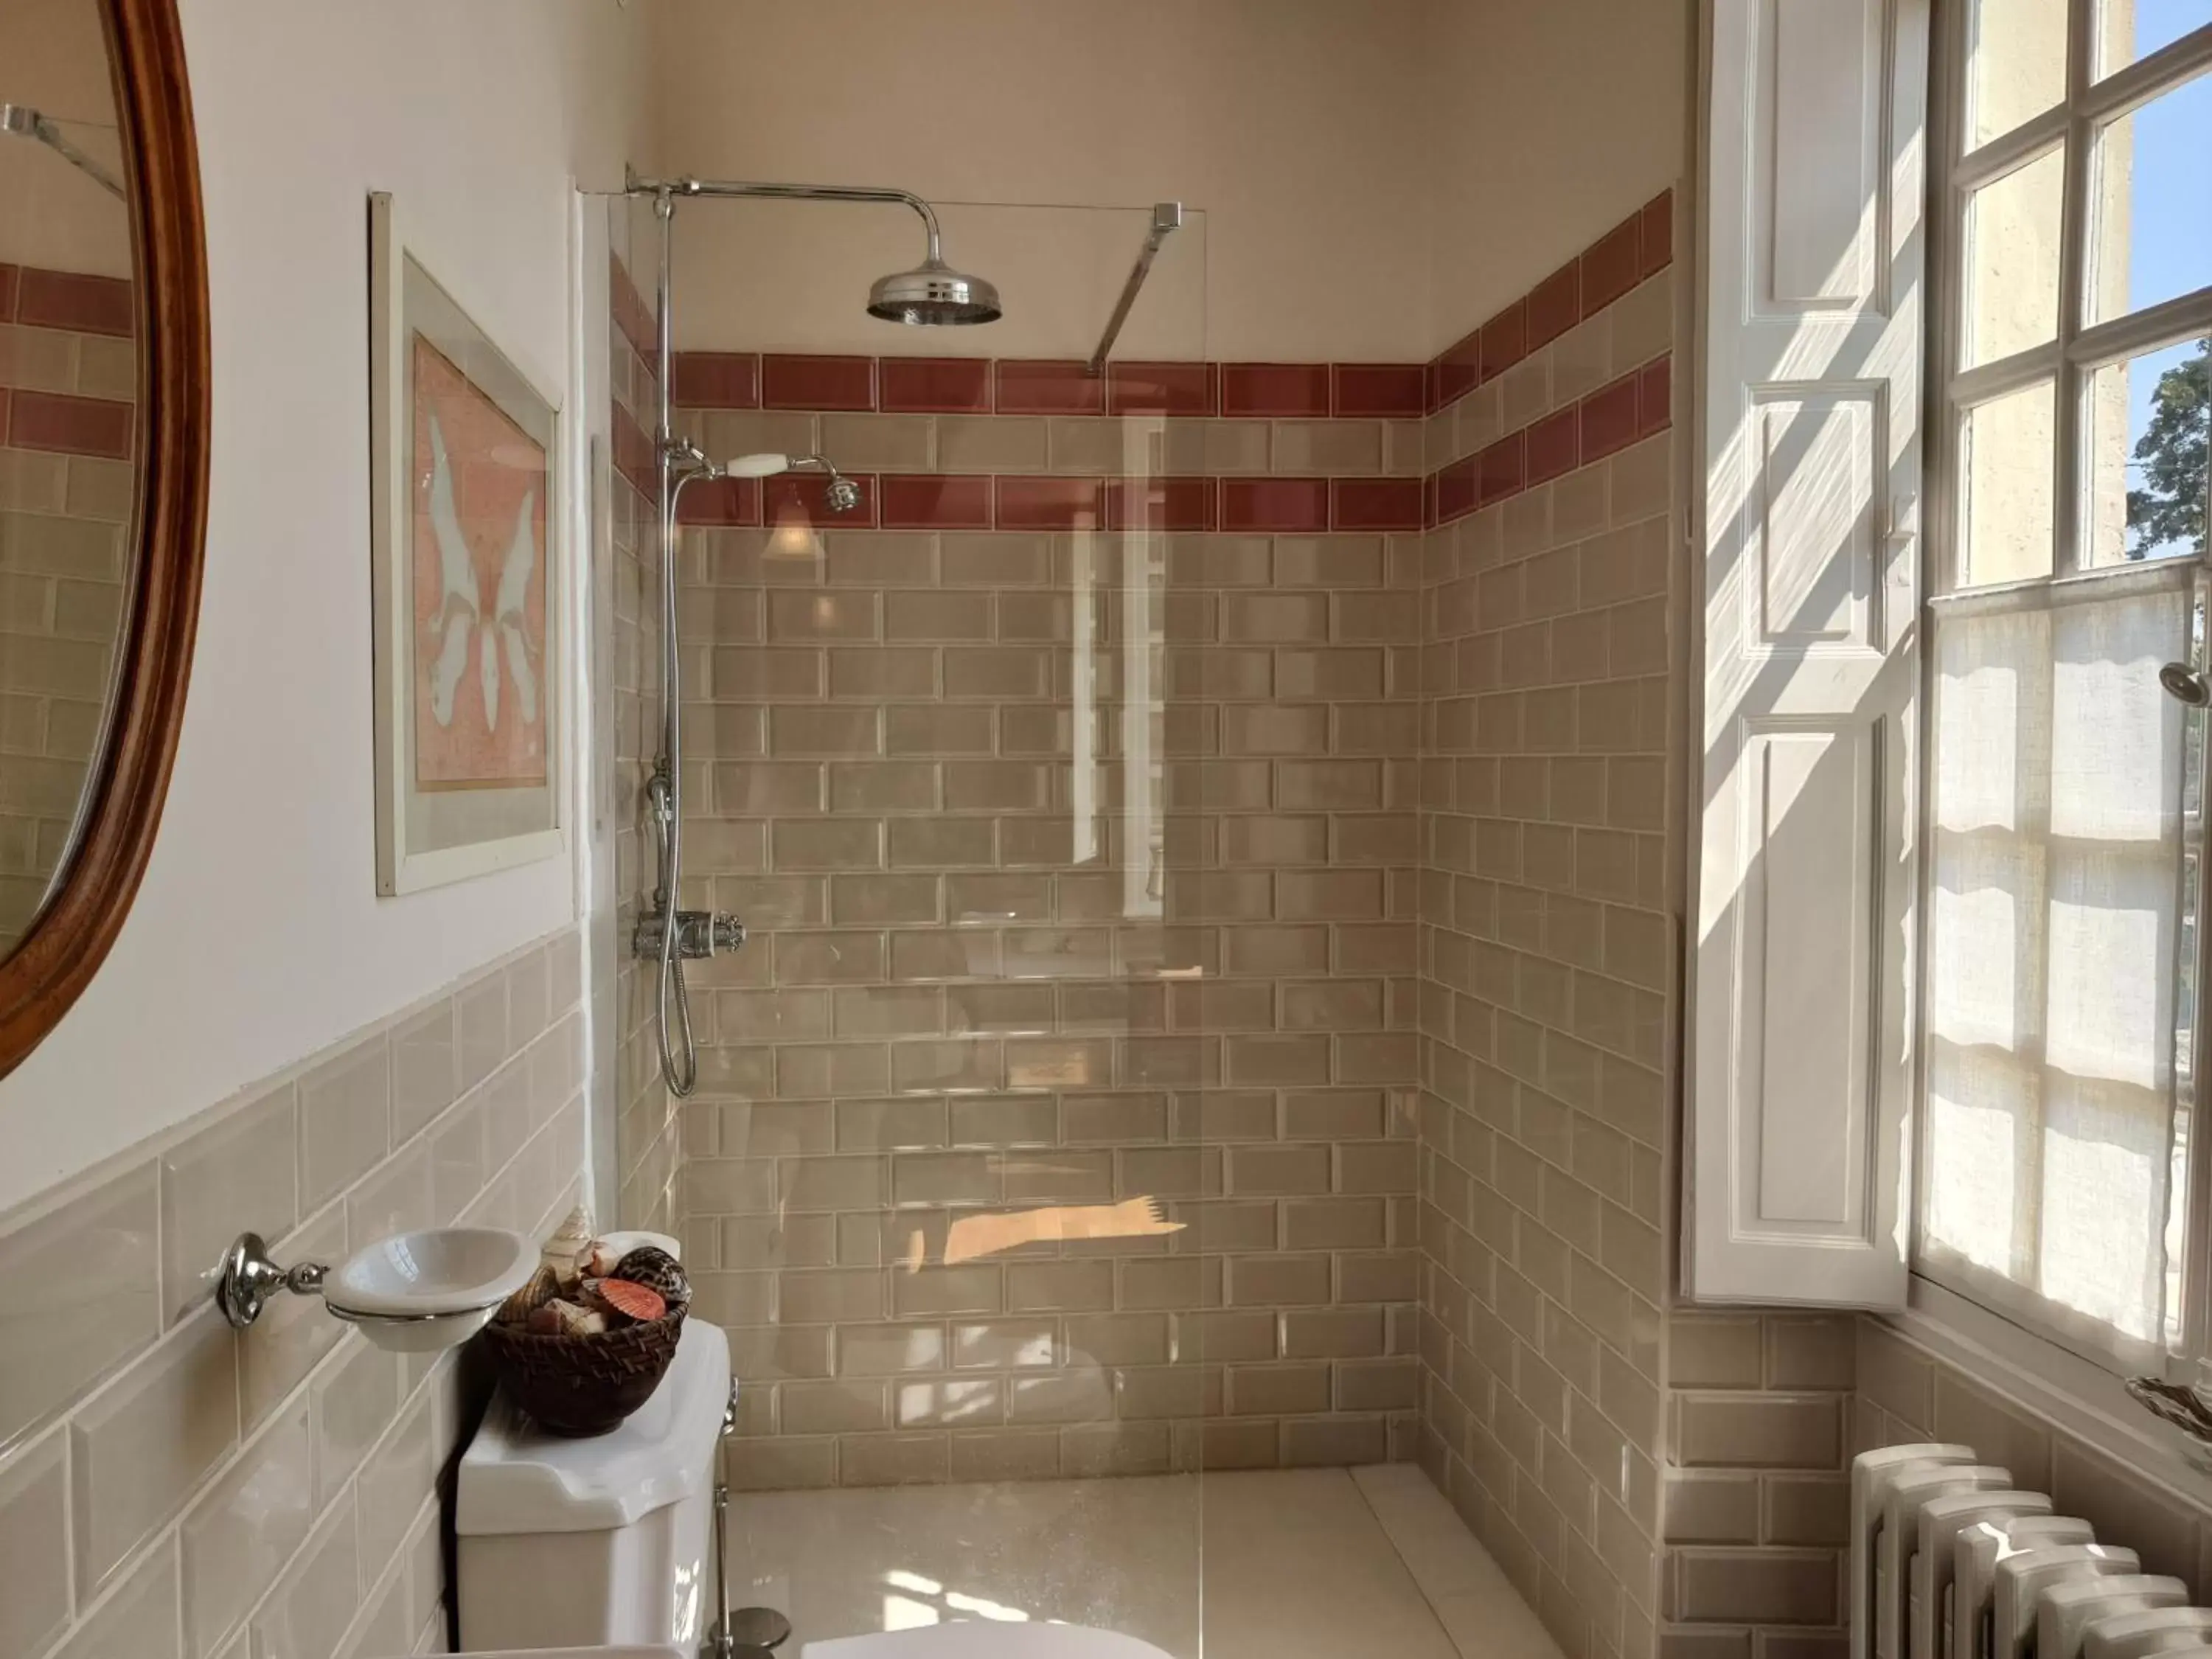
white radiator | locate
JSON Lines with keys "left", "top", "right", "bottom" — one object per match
{"left": 1852, "top": 1446, "right": 2202, "bottom": 1659}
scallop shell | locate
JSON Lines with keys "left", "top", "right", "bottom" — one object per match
{"left": 540, "top": 1203, "right": 595, "bottom": 1287}
{"left": 597, "top": 1278, "right": 667, "bottom": 1323}
{"left": 497, "top": 1264, "right": 561, "bottom": 1326}
{"left": 611, "top": 1245, "right": 689, "bottom": 1306}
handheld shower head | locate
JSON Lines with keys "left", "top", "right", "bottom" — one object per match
{"left": 723, "top": 452, "right": 864, "bottom": 515}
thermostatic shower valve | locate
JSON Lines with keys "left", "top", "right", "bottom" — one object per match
{"left": 633, "top": 909, "right": 745, "bottom": 961}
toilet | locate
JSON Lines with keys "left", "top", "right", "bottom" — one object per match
{"left": 456, "top": 1318, "right": 731, "bottom": 1651}
{"left": 453, "top": 1315, "right": 1173, "bottom": 1659}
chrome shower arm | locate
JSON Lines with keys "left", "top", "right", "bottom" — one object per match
{"left": 0, "top": 105, "right": 124, "bottom": 199}
{"left": 625, "top": 168, "right": 945, "bottom": 262}
{"left": 1087, "top": 201, "right": 1183, "bottom": 377}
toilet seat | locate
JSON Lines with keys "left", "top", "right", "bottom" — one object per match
{"left": 804, "top": 1622, "right": 1175, "bottom": 1659}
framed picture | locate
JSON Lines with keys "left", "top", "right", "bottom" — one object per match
{"left": 369, "top": 192, "right": 564, "bottom": 894}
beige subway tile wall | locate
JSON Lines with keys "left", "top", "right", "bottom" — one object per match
{"left": 611, "top": 236, "right": 681, "bottom": 1234}
{"left": 666, "top": 392, "right": 1427, "bottom": 1487}
{"left": 0, "top": 928, "right": 584, "bottom": 1659}
{"left": 0, "top": 274, "right": 138, "bottom": 951}
{"left": 1414, "top": 206, "right": 1682, "bottom": 1659}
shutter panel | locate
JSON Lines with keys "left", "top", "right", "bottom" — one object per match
{"left": 1686, "top": 0, "right": 1929, "bottom": 1306}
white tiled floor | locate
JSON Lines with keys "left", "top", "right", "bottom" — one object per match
{"left": 726, "top": 1464, "right": 1562, "bottom": 1659}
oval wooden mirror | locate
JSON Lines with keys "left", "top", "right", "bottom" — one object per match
{"left": 0, "top": 0, "right": 207, "bottom": 1074}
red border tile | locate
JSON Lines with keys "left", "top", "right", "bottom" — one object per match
{"left": 1107, "top": 476, "right": 1217, "bottom": 532}
{"left": 611, "top": 404, "right": 655, "bottom": 499}
{"left": 1478, "top": 301, "right": 1528, "bottom": 385}
{"left": 995, "top": 361, "right": 1104, "bottom": 416}
{"left": 1109, "top": 361, "right": 1217, "bottom": 417}
{"left": 1579, "top": 372, "right": 1641, "bottom": 462}
{"left": 995, "top": 476, "right": 1107, "bottom": 529}
{"left": 1332, "top": 364, "right": 1427, "bottom": 418}
{"left": 1331, "top": 479, "right": 1425, "bottom": 532}
{"left": 1476, "top": 432, "right": 1525, "bottom": 507}
{"left": 1434, "top": 455, "right": 1478, "bottom": 525}
{"left": 1639, "top": 190, "right": 1674, "bottom": 279}
{"left": 0, "top": 263, "right": 18, "bottom": 324}
{"left": 8, "top": 390, "right": 131, "bottom": 458}
{"left": 1219, "top": 477, "right": 1331, "bottom": 534}
{"left": 1580, "top": 215, "right": 1643, "bottom": 319}
{"left": 766, "top": 470, "right": 878, "bottom": 527}
{"left": 609, "top": 254, "right": 656, "bottom": 364}
{"left": 1432, "top": 332, "right": 1481, "bottom": 411}
{"left": 762, "top": 353, "right": 875, "bottom": 411}
{"left": 1525, "top": 406, "right": 1580, "bottom": 486}
{"left": 878, "top": 358, "right": 992, "bottom": 414}
{"left": 675, "top": 477, "right": 760, "bottom": 526}
{"left": 1220, "top": 363, "right": 1332, "bottom": 418}
{"left": 1526, "top": 263, "right": 1582, "bottom": 352}
{"left": 879, "top": 473, "right": 995, "bottom": 529}
{"left": 0, "top": 389, "right": 10, "bottom": 448}
{"left": 670, "top": 352, "right": 759, "bottom": 410}
{"left": 1636, "top": 356, "right": 1672, "bottom": 439}
{"left": 16, "top": 268, "right": 133, "bottom": 337}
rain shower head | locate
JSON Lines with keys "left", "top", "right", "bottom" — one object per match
{"left": 629, "top": 172, "right": 1004, "bottom": 328}
{"left": 868, "top": 258, "right": 1002, "bottom": 327}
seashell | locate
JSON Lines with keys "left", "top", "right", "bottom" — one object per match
{"left": 580, "top": 1239, "right": 627, "bottom": 1281}
{"left": 597, "top": 1277, "right": 667, "bottom": 1323}
{"left": 530, "top": 1297, "right": 607, "bottom": 1337}
{"left": 541, "top": 1203, "right": 595, "bottom": 1287}
{"left": 611, "top": 1245, "right": 689, "bottom": 1307}
{"left": 498, "top": 1264, "right": 561, "bottom": 1326}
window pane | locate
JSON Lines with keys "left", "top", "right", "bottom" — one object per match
{"left": 1964, "top": 147, "right": 2065, "bottom": 367}
{"left": 1963, "top": 380, "right": 2057, "bottom": 584}
{"left": 1923, "top": 585, "right": 2191, "bottom": 1350}
{"left": 1969, "top": 0, "right": 2068, "bottom": 148}
{"left": 2087, "top": 68, "right": 2212, "bottom": 325}
{"left": 2097, "top": 0, "right": 2212, "bottom": 77}
{"left": 2083, "top": 337, "right": 2211, "bottom": 566}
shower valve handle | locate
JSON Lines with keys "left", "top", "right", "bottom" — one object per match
{"left": 633, "top": 909, "right": 745, "bottom": 961}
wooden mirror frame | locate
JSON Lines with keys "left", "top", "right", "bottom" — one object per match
{"left": 0, "top": 0, "right": 208, "bottom": 1076}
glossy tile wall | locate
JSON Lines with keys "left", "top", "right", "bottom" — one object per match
{"left": 661, "top": 352, "right": 1431, "bottom": 1488}
{"left": 0, "top": 264, "right": 136, "bottom": 950}
{"left": 1412, "top": 192, "right": 1682, "bottom": 1659}
{"left": 0, "top": 930, "right": 584, "bottom": 1659}
{"left": 610, "top": 226, "right": 681, "bottom": 1235}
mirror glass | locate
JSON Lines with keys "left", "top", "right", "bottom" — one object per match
{"left": 0, "top": 0, "right": 136, "bottom": 955}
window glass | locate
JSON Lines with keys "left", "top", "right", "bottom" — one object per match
{"left": 1965, "top": 147, "right": 2066, "bottom": 367}
{"left": 1970, "top": 0, "right": 2069, "bottom": 148}
{"left": 2097, "top": 0, "right": 2212, "bottom": 77}
{"left": 1963, "top": 380, "right": 2058, "bottom": 585}
{"left": 2082, "top": 337, "right": 2211, "bottom": 566}
{"left": 2087, "top": 69, "right": 2212, "bottom": 325}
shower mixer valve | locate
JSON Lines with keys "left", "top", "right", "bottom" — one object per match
{"left": 633, "top": 909, "right": 745, "bottom": 961}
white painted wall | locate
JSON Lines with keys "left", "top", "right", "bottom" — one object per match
{"left": 1423, "top": 0, "right": 1693, "bottom": 339}
{"left": 650, "top": 0, "right": 1433, "bottom": 362}
{"left": 0, "top": 0, "right": 651, "bottom": 1211}
{"left": 648, "top": 0, "right": 1689, "bottom": 364}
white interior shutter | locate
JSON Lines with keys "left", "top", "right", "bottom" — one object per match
{"left": 1686, "top": 0, "right": 1930, "bottom": 1307}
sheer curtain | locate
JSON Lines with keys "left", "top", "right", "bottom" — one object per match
{"left": 1920, "top": 577, "right": 2191, "bottom": 1362}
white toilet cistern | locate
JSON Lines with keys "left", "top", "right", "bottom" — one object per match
{"left": 215, "top": 1224, "right": 537, "bottom": 1352}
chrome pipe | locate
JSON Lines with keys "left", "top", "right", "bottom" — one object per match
{"left": 628, "top": 170, "right": 945, "bottom": 263}
{"left": 1087, "top": 201, "right": 1184, "bottom": 377}
{"left": 650, "top": 187, "right": 699, "bottom": 1099}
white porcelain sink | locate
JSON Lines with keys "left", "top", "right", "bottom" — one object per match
{"left": 323, "top": 1226, "right": 533, "bottom": 1352}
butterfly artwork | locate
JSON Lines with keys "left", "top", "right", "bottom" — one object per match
{"left": 408, "top": 334, "right": 548, "bottom": 790}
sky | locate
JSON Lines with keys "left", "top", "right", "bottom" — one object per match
{"left": 2115, "top": 3, "right": 2212, "bottom": 557}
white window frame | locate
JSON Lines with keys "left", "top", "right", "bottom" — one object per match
{"left": 1905, "top": 0, "right": 2212, "bottom": 1420}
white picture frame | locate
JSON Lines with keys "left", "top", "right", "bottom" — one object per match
{"left": 369, "top": 191, "right": 566, "bottom": 895}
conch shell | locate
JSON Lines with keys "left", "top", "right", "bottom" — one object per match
{"left": 540, "top": 1203, "right": 595, "bottom": 1287}
{"left": 497, "top": 1264, "right": 560, "bottom": 1326}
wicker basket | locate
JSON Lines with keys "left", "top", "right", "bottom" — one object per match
{"left": 480, "top": 1304, "right": 686, "bottom": 1436}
